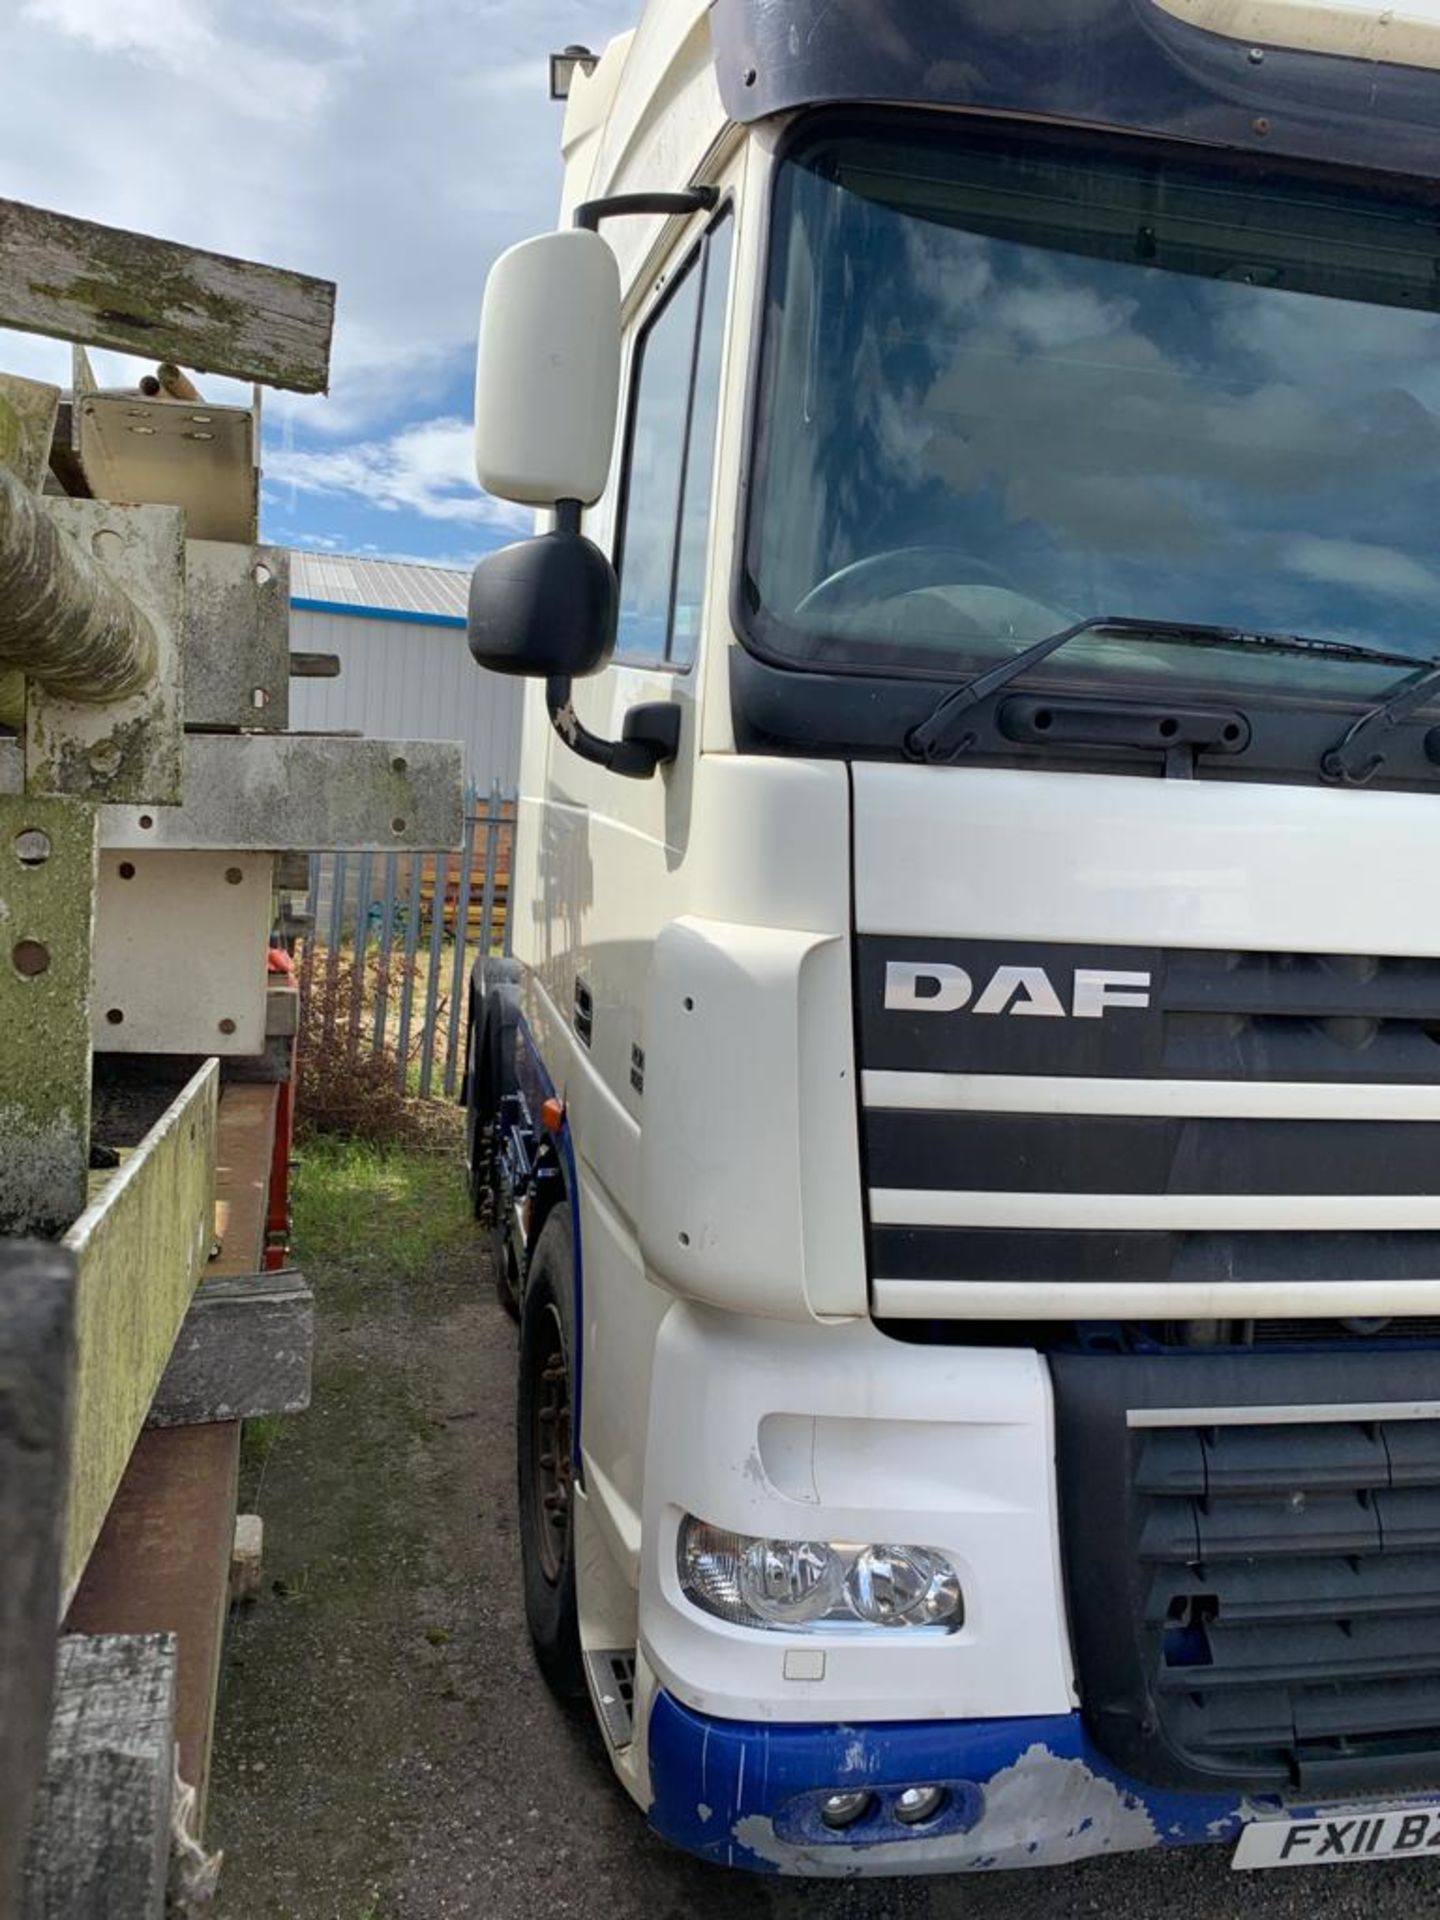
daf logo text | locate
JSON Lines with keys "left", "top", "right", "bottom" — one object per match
{"left": 884, "top": 961, "right": 1153, "bottom": 1020}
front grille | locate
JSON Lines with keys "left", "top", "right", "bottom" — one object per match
{"left": 857, "top": 939, "right": 1440, "bottom": 1083}
{"left": 1052, "top": 1350, "right": 1440, "bottom": 1797}
{"left": 858, "top": 939, "right": 1440, "bottom": 1295}
{"left": 1139, "top": 1418, "right": 1440, "bottom": 1790}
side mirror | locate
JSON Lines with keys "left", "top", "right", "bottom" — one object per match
{"left": 474, "top": 230, "right": 621, "bottom": 506}
{"left": 467, "top": 527, "right": 617, "bottom": 679}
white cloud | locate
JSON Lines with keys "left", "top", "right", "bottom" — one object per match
{"left": 265, "top": 414, "right": 529, "bottom": 530}
{"left": 1282, "top": 537, "right": 1440, "bottom": 601}
{"left": 0, "top": 0, "right": 636, "bottom": 434}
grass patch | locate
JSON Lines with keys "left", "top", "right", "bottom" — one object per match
{"left": 292, "top": 1132, "right": 471, "bottom": 1285}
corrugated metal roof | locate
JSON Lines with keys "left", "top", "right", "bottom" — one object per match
{"left": 289, "top": 551, "right": 468, "bottom": 619}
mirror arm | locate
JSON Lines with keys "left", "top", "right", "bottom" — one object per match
{"left": 545, "top": 675, "right": 675, "bottom": 780}
{"left": 573, "top": 186, "right": 720, "bottom": 233}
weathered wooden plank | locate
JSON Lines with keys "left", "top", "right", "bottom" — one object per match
{"left": 21, "top": 1632, "right": 177, "bottom": 1920}
{"left": 61, "top": 1061, "right": 218, "bottom": 1605}
{"left": 65, "top": 1426, "right": 240, "bottom": 1823}
{"left": 211, "top": 1083, "right": 278, "bottom": 1275}
{"left": 0, "top": 197, "right": 335, "bottom": 393}
{"left": 0, "top": 1243, "right": 75, "bottom": 1920}
{"left": 148, "top": 1269, "right": 312, "bottom": 1427}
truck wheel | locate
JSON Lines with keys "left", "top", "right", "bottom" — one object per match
{"left": 516, "top": 1209, "right": 585, "bottom": 1700}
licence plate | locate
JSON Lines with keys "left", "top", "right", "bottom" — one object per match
{"left": 1234, "top": 1804, "right": 1440, "bottom": 1869}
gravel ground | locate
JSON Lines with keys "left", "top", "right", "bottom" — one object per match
{"left": 209, "top": 1162, "right": 1440, "bottom": 1920}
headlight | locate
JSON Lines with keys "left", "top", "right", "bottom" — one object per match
{"left": 677, "top": 1518, "right": 964, "bottom": 1634}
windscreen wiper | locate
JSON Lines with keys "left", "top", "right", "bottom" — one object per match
{"left": 1321, "top": 658, "right": 1440, "bottom": 785}
{"left": 904, "top": 614, "right": 1422, "bottom": 765}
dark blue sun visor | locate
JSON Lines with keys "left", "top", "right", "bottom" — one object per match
{"left": 710, "top": 0, "right": 1440, "bottom": 179}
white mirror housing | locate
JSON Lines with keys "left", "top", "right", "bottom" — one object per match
{"left": 474, "top": 229, "right": 622, "bottom": 507}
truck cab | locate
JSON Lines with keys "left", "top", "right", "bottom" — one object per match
{"left": 464, "top": 0, "right": 1440, "bottom": 1875}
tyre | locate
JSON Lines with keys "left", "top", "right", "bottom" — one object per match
{"left": 516, "top": 1208, "right": 586, "bottom": 1701}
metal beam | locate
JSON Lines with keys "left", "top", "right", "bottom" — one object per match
{"left": 100, "top": 733, "right": 465, "bottom": 851}
{"left": 0, "top": 196, "right": 335, "bottom": 393}
{"left": 183, "top": 540, "right": 289, "bottom": 730}
{"left": 0, "top": 794, "right": 97, "bottom": 1237}
{"left": 61, "top": 1060, "right": 218, "bottom": 1605}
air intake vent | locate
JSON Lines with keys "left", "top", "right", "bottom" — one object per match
{"left": 1053, "top": 1351, "right": 1440, "bottom": 1797}
{"left": 1140, "top": 1418, "right": 1440, "bottom": 1790}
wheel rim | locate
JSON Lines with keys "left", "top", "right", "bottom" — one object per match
{"left": 529, "top": 1302, "right": 572, "bottom": 1584}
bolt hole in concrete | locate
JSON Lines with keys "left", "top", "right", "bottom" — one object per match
{"left": 225, "top": 867, "right": 244, "bottom": 886}
{"left": 138, "top": 814, "right": 154, "bottom": 831}
{"left": 118, "top": 861, "right": 136, "bottom": 880}
{"left": 90, "top": 527, "right": 124, "bottom": 561}
{"left": 391, "top": 817, "right": 407, "bottom": 835}
{"left": 391, "top": 756, "right": 408, "bottom": 775}
{"left": 13, "top": 828, "right": 51, "bottom": 867}
{"left": 218, "top": 1017, "right": 237, "bottom": 1035}
{"left": 88, "top": 743, "right": 122, "bottom": 778}
{"left": 105, "top": 1007, "right": 123, "bottom": 1025}
{"left": 12, "top": 939, "right": 49, "bottom": 977}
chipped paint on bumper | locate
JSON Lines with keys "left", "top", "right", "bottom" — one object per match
{"left": 646, "top": 1694, "right": 1269, "bottom": 1875}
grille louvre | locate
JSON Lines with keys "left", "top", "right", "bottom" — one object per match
{"left": 1138, "top": 1417, "right": 1440, "bottom": 1788}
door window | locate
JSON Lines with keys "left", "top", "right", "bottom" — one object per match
{"left": 614, "top": 212, "right": 734, "bottom": 668}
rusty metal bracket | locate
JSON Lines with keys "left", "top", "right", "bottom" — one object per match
{"left": 25, "top": 503, "right": 183, "bottom": 805}
{"left": 0, "top": 794, "right": 97, "bottom": 1237}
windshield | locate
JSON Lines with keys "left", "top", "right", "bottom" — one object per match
{"left": 745, "top": 118, "right": 1440, "bottom": 696}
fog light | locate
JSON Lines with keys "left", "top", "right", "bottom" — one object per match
{"left": 894, "top": 1784, "right": 948, "bottom": 1826}
{"left": 820, "top": 1790, "right": 873, "bottom": 1830}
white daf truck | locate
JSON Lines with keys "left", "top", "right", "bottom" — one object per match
{"left": 463, "top": 0, "right": 1440, "bottom": 1876}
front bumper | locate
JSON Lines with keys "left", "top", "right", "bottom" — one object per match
{"left": 646, "top": 1693, "right": 1298, "bottom": 1875}
{"left": 646, "top": 1693, "right": 1254, "bottom": 1873}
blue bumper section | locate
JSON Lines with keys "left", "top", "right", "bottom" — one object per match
{"left": 646, "top": 1693, "right": 1275, "bottom": 1875}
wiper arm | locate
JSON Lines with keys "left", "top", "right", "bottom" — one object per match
{"left": 1321, "top": 658, "right": 1440, "bottom": 785}
{"left": 905, "top": 614, "right": 1420, "bottom": 765}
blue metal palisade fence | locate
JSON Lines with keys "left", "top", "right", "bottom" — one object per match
{"left": 296, "top": 781, "right": 516, "bottom": 1098}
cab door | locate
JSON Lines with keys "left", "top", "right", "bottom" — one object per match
{"left": 528, "top": 203, "right": 736, "bottom": 1531}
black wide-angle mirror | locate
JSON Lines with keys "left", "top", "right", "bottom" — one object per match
{"left": 467, "top": 528, "right": 617, "bottom": 679}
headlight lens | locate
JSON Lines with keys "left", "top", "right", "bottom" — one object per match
{"left": 846, "top": 1543, "right": 964, "bottom": 1629}
{"left": 740, "top": 1536, "right": 844, "bottom": 1625}
{"left": 677, "top": 1518, "right": 963, "bottom": 1634}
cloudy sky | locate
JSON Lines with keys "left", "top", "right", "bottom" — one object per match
{"left": 0, "top": 0, "right": 635, "bottom": 569}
